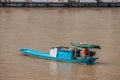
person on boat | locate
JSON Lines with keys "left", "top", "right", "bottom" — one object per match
{"left": 83, "top": 48, "right": 89, "bottom": 59}
{"left": 89, "top": 51, "right": 96, "bottom": 58}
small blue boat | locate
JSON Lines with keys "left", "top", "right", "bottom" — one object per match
{"left": 19, "top": 42, "right": 101, "bottom": 65}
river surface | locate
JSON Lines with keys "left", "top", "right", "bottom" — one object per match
{"left": 0, "top": 8, "right": 120, "bottom": 80}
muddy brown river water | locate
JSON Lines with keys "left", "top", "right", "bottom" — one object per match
{"left": 0, "top": 8, "right": 120, "bottom": 80}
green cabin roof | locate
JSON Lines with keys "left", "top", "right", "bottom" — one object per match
{"left": 71, "top": 42, "right": 101, "bottom": 49}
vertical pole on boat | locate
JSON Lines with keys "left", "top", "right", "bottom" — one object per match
{"left": 74, "top": 48, "right": 77, "bottom": 59}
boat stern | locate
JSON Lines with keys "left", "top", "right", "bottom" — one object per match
{"left": 85, "top": 57, "right": 99, "bottom": 65}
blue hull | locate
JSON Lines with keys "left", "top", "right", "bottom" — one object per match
{"left": 19, "top": 48, "right": 98, "bottom": 64}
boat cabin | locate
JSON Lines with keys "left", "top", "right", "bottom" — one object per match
{"left": 50, "top": 46, "right": 82, "bottom": 60}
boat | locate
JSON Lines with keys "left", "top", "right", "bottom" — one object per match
{"left": 19, "top": 42, "right": 101, "bottom": 65}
